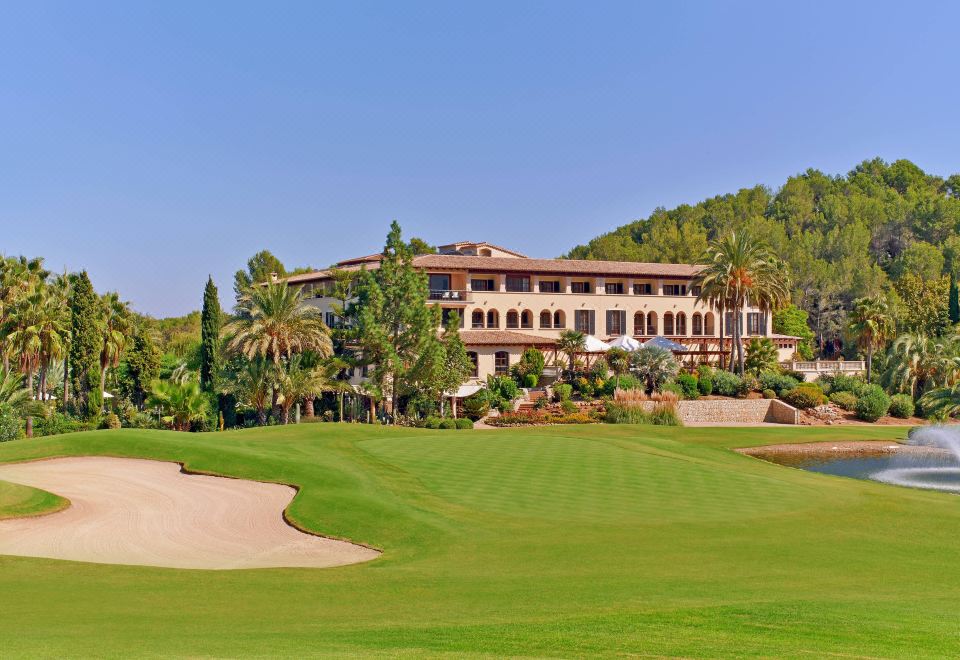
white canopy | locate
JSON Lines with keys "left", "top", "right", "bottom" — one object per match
{"left": 642, "top": 336, "right": 688, "bottom": 352}
{"left": 449, "top": 384, "right": 483, "bottom": 398}
{"left": 606, "top": 335, "right": 641, "bottom": 351}
{"left": 583, "top": 335, "right": 611, "bottom": 352}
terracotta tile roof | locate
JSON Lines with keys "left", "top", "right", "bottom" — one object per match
{"left": 283, "top": 253, "right": 703, "bottom": 284}
{"left": 437, "top": 241, "right": 529, "bottom": 258}
{"left": 459, "top": 330, "right": 557, "bottom": 346}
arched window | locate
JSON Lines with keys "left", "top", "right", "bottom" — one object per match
{"left": 506, "top": 310, "right": 520, "bottom": 329}
{"left": 487, "top": 309, "right": 499, "bottom": 328}
{"left": 494, "top": 351, "right": 509, "bottom": 374}
{"left": 646, "top": 312, "right": 658, "bottom": 336}
{"left": 540, "top": 310, "right": 552, "bottom": 328}
{"left": 676, "top": 312, "right": 686, "bottom": 336}
{"left": 664, "top": 312, "right": 675, "bottom": 336}
{"left": 472, "top": 309, "right": 485, "bottom": 329}
{"left": 553, "top": 310, "right": 565, "bottom": 328}
{"left": 520, "top": 310, "right": 533, "bottom": 329}
{"left": 466, "top": 351, "right": 478, "bottom": 378}
{"left": 704, "top": 312, "right": 715, "bottom": 336}
{"left": 692, "top": 312, "right": 703, "bottom": 336}
{"left": 634, "top": 312, "right": 645, "bottom": 335}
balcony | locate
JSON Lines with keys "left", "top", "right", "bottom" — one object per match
{"left": 428, "top": 289, "right": 471, "bottom": 303}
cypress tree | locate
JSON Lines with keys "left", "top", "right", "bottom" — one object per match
{"left": 68, "top": 271, "right": 102, "bottom": 416}
{"left": 950, "top": 271, "right": 960, "bottom": 325}
{"left": 200, "top": 276, "right": 223, "bottom": 390}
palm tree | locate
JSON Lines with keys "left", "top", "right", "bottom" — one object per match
{"left": 847, "top": 296, "right": 895, "bottom": 383}
{"left": 228, "top": 357, "right": 274, "bottom": 426}
{"left": 322, "top": 356, "right": 354, "bottom": 422}
{"left": 97, "top": 293, "right": 132, "bottom": 411}
{"left": 225, "top": 281, "right": 332, "bottom": 363}
{"left": 693, "top": 231, "right": 790, "bottom": 375}
{"left": 557, "top": 330, "right": 586, "bottom": 375}
{"left": 744, "top": 337, "right": 778, "bottom": 376}
{"left": 606, "top": 347, "right": 631, "bottom": 390}
{"left": 881, "top": 333, "right": 959, "bottom": 398}
{"left": 275, "top": 355, "right": 327, "bottom": 424}
{"left": 0, "top": 256, "right": 47, "bottom": 373}
{"left": 0, "top": 368, "right": 46, "bottom": 438}
{"left": 147, "top": 375, "right": 210, "bottom": 431}
{"left": 630, "top": 346, "right": 680, "bottom": 393}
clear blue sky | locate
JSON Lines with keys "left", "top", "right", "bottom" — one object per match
{"left": 3, "top": 1, "right": 959, "bottom": 316}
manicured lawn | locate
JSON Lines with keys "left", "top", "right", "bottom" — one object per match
{"left": 0, "top": 479, "right": 68, "bottom": 520}
{"left": 1, "top": 422, "right": 958, "bottom": 657}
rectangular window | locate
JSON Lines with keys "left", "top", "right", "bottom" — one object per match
{"left": 571, "top": 281, "right": 592, "bottom": 294}
{"left": 325, "top": 312, "right": 336, "bottom": 327}
{"left": 663, "top": 284, "right": 687, "bottom": 296}
{"left": 691, "top": 285, "right": 702, "bottom": 297}
{"left": 606, "top": 310, "right": 626, "bottom": 335}
{"left": 429, "top": 274, "right": 450, "bottom": 291}
{"left": 505, "top": 275, "right": 530, "bottom": 292}
{"left": 746, "top": 312, "right": 767, "bottom": 336}
{"left": 494, "top": 351, "right": 509, "bottom": 375}
{"left": 539, "top": 280, "right": 561, "bottom": 293}
{"left": 633, "top": 282, "right": 652, "bottom": 295}
{"left": 604, "top": 282, "right": 624, "bottom": 295}
{"left": 725, "top": 312, "right": 736, "bottom": 335}
{"left": 468, "top": 352, "right": 478, "bottom": 378}
{"left": 471, "top": 278, "right": 495, "bottom": 291}
{"left": 574, "top": 310, "right": 595, "bottom": 334}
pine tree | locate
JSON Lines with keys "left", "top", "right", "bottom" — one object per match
{"left": 200, "top": 276, "right": 223, "bottom": 390}
{"left": 68, "top": 271, "right": 102, "bottom": 416}
{"left": 949, "top": 271, "right": 960, "bottom": 325}
{"left": 353, "top": 221, "right": 437, "bottom": 418}
{"left": 126, "top": 327, "right": 162, "bottom": 408}
{"left": 439, "top": 312, "right": 473, "bottom": 418}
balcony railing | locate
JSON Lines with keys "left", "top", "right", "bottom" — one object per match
{"left": 784, "top": 360, "right": 866, "bottom": 373}
{"left": 428, "top": 289, "right": 471, "bottom": 302}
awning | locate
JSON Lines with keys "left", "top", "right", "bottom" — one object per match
{"left": 606, "top": 335, "right": 641, "bottom": 351}
{"left": 583, "top": 335, "right": 611, "bottom": 352}
{"left": 642, "top": 336, "right": 688, "bottom": 352}
{"left": 449, "top": 384, "right": 483, "bottom": 398}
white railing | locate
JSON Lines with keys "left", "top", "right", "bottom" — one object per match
{"left": 784, "top": 360, "right": 866, "bottom": 374}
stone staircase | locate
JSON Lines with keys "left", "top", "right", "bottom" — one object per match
{"left": 515, "top": 389, "right": 548, "bottom": 413}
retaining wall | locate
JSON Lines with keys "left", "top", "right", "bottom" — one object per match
{"left": 639, "top": 398, "right": 799, "bottom": 424}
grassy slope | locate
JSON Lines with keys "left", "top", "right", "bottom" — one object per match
{"left": 2, "top": 423, "right": 958, "bottom": 657}
{"left": 0, "top": 479, "right": 68, "bottom": 520}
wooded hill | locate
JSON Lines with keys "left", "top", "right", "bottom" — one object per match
{"left": 565, "top": 158, "right": 960, "bottom": 354}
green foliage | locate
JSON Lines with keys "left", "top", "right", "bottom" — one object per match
{"left": 523, "top": 373, "right": 538, "bottom": 388}
{"left": 773, "top": 305, "right": 815, "bottom": 359}
{"left": 68, "top": 271, "right": 101, "bottom": 409}
{"left": 744, "top": 338, "right": 779, "bottom": 375}
{"left": 103, "top": 412, "right": 121, "bottom": 429}
{"left": 950, "top": 272, "right": 960, "bottom": 325}
{"left": 233, "top": 250, "right": 286, "bottom": 301}
{"left": 762, "top": 389, "right": 776, "bottom": 399}
{"left": 559, "top": 399, "right": 578, "bottom": 414}
{"left": 711, "top": 370, "right": 743, "bottom": 397}
{"left": 462, "top": 393, "right": 491, "bottom": 421}
{"left": 630, "top": 346, "right": 680, "bottom": 392}
{"left": 675, "top": 373, "right": 699, "bottom": 399}
{"left": 439, "top": 418, "right": 457, "bottom": 430}
{"left": 696, "top": 366, "right": 714, "bottom": 395}
{"left": 423, "top": 416, "right": 441, "bottom": 429}
{"left": 894, "top": 274, "right": 949, "bottom": 337}
{"left": 855, "top": 385, "right": 891, "bottom": 422}
{"left": 199, "top": 276, "right": 223, "bottom": 390}
{"left": 888, "top": 394, "right": 915, "bottom": 419}
{"left": 604, "top": 402, "right": 650, "bottom": 424}
{"left": 822, "top": 373, "right": 867, "bottom": 396}
{"left": 758, "top": 371, "right": 799, "bottom": 397}
{"left": 512, "top": 348, "right": 545, "bottom": 383}
{"left": 33, "top": 412, "right": 97, "bottom": 437}
{"left": 484, "top": 375, "right": 519, "bottom": 412}
{"left": 0, "top": 404, "right": 20, "bottom": 442}
{"left": 649, "top": 404, "right": 682, "bottom": 426}
{"left": 553, "top": 383, "right": 573, "bottom": 402}
{"left": 146, "top": 373, "right": 210, "bottom": 431}
{"left": 783, "top": 383, "right": 827, "bottom": 409}
{"left": 454, "top": 418, "right": 473, "bottom": 429}
{"left": 120, "top": 327, "right": 162, "bottom": 408}
{"left": 829, "top": 391, "right": 859, "bottom": 411}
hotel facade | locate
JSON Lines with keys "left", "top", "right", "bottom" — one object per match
{"left": 285, "top": 241, "right": 799, "bottom": 383}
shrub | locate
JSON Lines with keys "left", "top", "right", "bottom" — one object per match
{"left": 455, "top": 418, "right": 474, "bottom": 429}
{"left": 523, "top": 373, "right": 538, "bottom": 389}
{"left": 559, "top": 399, "right": 578, "bottom": 414}
{"left": 103, "top": 412, "right": 121, "bottom": 430}
{"left": 0, "top": 405, "right": 19, "bottom": 442}
{"left": 854, "top": 385, "right": 890, "bottom": 422}
{"left": 553, "top": 383, "right": 573, "bottom": 402}
{"left": 783, "top": 383, "right": 827, "bottom": 409}
{"left": 762, "top": 388, "right": 777, "bottom": 399}
{"left": 605, "top": 402, "right": 650, "bottom": 424}
{"left": 554, "top": 412, "right": 597, "bottom": 424}
{"left": 650, "top": 404, "right": 682, "bottom": 426}
{"left": 675, "top": 373, "right": 699, "bottom": 400}
{"left": 758, "top": 371, "right": 799, "bottom": 397}
{"left": 781, "top": 369, "right": 807, "bottom": 382}
{"left": 438, "top": 418, "right": 457, "bottom": 430}
{"left": 711, "top": 370, "right": 743, "bottom": 397}
{"left": 33, "top": 412, "right": 98, "bottom": 437}
{"left": 462, "top": 393, "right": 490, "bottom": 421}
{"left": 830, "top": 373, "right": 868, "bottom": 396}
{"left": 424, "top": 416, "right": 442, "bottom": 429}
{"left": 697, "top": 371, "right": 714, "bottom": 396}
{"left": 660, "top": 382, "right": 685, "bottom": 398}
{"left": 616, "top": 374, "right": 644, "bottom": 391}
{"left": 888, "top": 393, "right": 915, "bottom": 419}
{"left": 829, "top": 391, "right": 858, "bottom": 411}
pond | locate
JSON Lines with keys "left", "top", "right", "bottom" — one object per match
{"left": 757, "top": 426, "right": 960, "bottom": 493}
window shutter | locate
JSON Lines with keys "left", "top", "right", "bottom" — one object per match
{"left": 605, "top": 310, "right": 613, "bottom": 335}
{"left": 589, "top": 310, "right": 596, "bottom": 335}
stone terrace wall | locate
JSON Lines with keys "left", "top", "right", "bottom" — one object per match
{"left": 671, "top": 399, "right": 798, "bottom": 425}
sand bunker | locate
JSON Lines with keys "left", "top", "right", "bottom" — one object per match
{"left": 0, "top": 457, "right": 380, "bottom": 570}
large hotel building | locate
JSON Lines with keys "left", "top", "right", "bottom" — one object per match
{"left": 285, "top": 241, "right": 799, "bottom": 383}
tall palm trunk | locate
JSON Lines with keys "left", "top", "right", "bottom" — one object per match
{"left": 736, "top": 310, "right": 745, "bottom": 376}
{"left": 39, "top": 365, "right": 47, "bottom": 401}
{"left": 25, "top": 366, "right": 35, "bottom": 438}
{"left": 256, "top": 404, "right": 267, "bottom": 426}
{"left": 304, "top": 397, "right": 315, "bottom": 418}
{"left": 99, "top": 364, "right": 108, "bottom": 412}
{"left": 339, "top": 392, "right": 345, "bottom": 422}
{"left": 866, "top": 343, "right": 873, "bottom": 383}
{"left": 718, "top": 303, "right": 725, "bottom": 370}
{"left": 62, "top": 355, "right": 70, "bottom": 408}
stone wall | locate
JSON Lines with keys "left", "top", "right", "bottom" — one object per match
{"left": 637, "top": 398, "right": 798, "bottom": 424}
